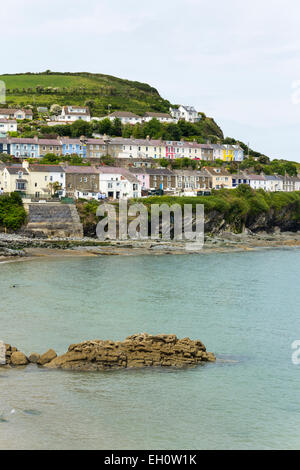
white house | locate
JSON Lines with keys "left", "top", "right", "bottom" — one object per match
{"left": 56, "top": 106, "right": 91, "bottom": 122}
{"left": 105, "top": 111, "right": 142, "bottom": 125}
{"left": 0, "top": 120, "right": 17, "bottom": 134}
{"left": 0, "top": 108, "right": 33, "bottom": 120}
{"left": 169, "top": 105, "right": 200, "bottom": 123}
{"left": 248, "top": 174, "right": 283, "bottom": 192}
{"left": 142, "top": 112, "right": 175, "bottom": 123}
{"left": 98, "top": 167, "right": 141, "bottom": 199}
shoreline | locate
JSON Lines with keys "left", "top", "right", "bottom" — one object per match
{"left": 1, "top": 231, "right": 300, "bottom": 262}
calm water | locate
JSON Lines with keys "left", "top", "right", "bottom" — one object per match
{"left": 1, "top": 249, "right": 300, "bottom": 449}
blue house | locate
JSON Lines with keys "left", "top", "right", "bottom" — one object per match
{"left": 233, "top": 145, "right": 244, "bottom": 162}
{"left": 10, "top": 138, "right": 39, "bottom": 158}
{"left": 0, "top": 138, "right": 11, "bottom": 155}
{"left": 232, "top": 173, "right": 250, "bottom": 188}
{"left": 60, "top": 138, "right": 87, "bottom": 158}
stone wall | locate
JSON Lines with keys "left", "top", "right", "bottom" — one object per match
{"left": 26, "top": 203, "right": 83, "bottom": 238}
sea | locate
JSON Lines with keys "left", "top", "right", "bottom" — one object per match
{"left": 0, "top": 248, "right": 300, "bottom": 449}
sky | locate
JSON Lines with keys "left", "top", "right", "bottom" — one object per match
{"left": 2, "top": 0, "right": 300, "bottom": 161}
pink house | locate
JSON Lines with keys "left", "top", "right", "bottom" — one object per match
{"left": 128, "top": 168, "right": 150, "bottom": 190}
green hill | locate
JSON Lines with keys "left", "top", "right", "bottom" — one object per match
{"left": 0, "top": 71, "right": 172, "bottom": 117}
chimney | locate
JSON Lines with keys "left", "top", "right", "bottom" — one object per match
{"left": 22, "top": 160, "right": 29, "bottom": 169}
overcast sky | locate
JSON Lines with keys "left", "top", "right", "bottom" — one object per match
{"left": 2, "top": 0, "right": 300, "bottom": 161}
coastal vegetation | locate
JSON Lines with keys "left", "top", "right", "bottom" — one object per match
{"left": 76, "top": 186, "right": 300, "bottom": 236}
{"left": 0, "top": 192, "right": 27, "bottom": 231}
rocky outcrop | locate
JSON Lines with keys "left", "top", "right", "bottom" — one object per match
{"left": 44, "top": 333, "right": 216, "bottom": 371}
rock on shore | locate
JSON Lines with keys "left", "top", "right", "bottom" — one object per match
{"left": 44, "top": 333, "right": 216, "bottom": 371}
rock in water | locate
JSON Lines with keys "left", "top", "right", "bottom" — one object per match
{"left": 37, "top": 349, "right": 57, "bottom": 366}
{"left": 28, "top": 353, "right": 40, "bottom": 364}
{"left": 0, "top": 342, "right": 6, "bottom": 365}
{"left": 10, "top": 351, "right": 28, "bottom": 366}
{"left": 44, "top": 333, "right": 216, "bottom": 371}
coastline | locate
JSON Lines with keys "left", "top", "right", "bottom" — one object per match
{"left": 1, "top": 231, "right": 300, "bottom": 262}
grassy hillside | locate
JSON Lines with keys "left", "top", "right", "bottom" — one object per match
{"left": 0, "top": 72, "right": 172, "bottom": 116}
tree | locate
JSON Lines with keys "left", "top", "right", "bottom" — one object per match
{"left": 142, "top": 118, "right": 162, "bottom": 138}
{"left": 48, "top": 181, "right": 62, "bottom": 196}
{"left": 50, "top": 104, "right": 62, "bottom": 116}
{"left": 97, "top": 118, "right": 113, "bottom": 135}
{"left": 111, "top": 117, "right": 122, "bottom": 136}
{"left": 70, "top": 120, "right": 93, "bottom": 138}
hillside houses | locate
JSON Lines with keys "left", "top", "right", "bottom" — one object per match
{"left": 99, "top": 104, "right": 200, "bottom": 125}
{"left": 0, "top": 160, "right": 299, "bottom": 199}
{"left": 0, "top": 162, "right": 141, "bottom": 200}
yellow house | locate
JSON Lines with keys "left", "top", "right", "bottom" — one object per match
{"left": 26, "top": 163, "right": 65, "bottom": 197}
{"left": 222, "top": 145, "right": 234, "bottom": 162}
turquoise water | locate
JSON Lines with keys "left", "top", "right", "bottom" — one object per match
{"left": 1, "top": 249, "right": 300, "bottom": 449}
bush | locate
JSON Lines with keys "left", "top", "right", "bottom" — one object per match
{"left": 0, "top": 192, "right": 27, "bottom": 230}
